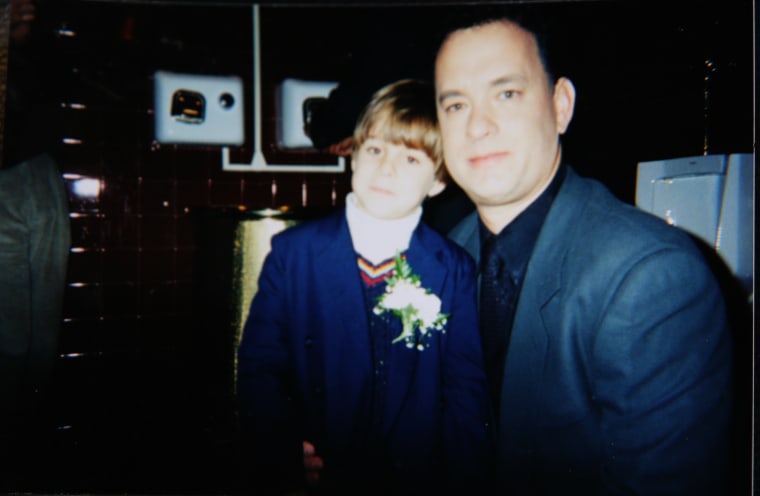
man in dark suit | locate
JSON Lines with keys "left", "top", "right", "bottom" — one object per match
{"left": 1, "top": 0, "right": 70, "bottom": 489}
{"left": 435, "top": 12, "right": 733, "bottom": 495}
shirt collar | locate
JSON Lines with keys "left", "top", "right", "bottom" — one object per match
{"left": 345, "top": 192, "right": 422, "bottom": 265}
{"left": 479, "top": 164, "right": 567, "bottom": 280}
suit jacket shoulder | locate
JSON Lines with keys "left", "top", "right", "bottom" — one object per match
{"left": 500, "top": 166, "right": 733, "bottom": 494}
{"left": 528, "top": 166, "right": 712, "bottom": 296}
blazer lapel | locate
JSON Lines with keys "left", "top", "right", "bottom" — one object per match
{"left": 316, "top": 213, "right": 373, "bottom": 431}
{"left": 382, "top": 226, "right": 447, "bottom": 434}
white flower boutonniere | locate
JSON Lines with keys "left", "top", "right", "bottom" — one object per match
{"left": 373, "top": 253, "right": 449, "bottom": 351}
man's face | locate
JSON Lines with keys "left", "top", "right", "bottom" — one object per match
{"left": 435, "top": 20, "right": 574, "bottom": 225}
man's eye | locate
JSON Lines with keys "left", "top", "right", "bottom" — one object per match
{"left": 444, "top": 102, "right": 463, "bottom": 113}
{"left": 499, "top": 90, "right": 516, "bottom": 99}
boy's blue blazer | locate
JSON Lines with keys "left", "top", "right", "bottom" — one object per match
{"left": 237, "top": 208, "right": 492, "bottom": 491}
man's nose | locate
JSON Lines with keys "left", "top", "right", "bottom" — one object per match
{"left": 466, "top": 105, "right": 497, "bottom": 140}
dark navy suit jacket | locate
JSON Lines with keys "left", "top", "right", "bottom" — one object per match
{"left": 450, "top": 166, "right": 733, "bottom": 495}
{"left": 238, "top": 209, "right": 492, "bottom": 493}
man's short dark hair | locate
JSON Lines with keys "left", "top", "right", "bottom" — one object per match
{"left": 434, "top": 4, "right": 560, "bottom": 86}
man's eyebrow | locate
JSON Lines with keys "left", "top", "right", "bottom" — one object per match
{"left": 437, "top": 75, "right": 528, "bottom": 105}
{"left": 437, "top": 89, "right": 462, "bottom": 105}
{"left": 491, "top": 75, "right": 526, "bottom": 86}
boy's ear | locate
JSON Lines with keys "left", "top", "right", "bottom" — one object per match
{"left": 427, "top": 179, "right": 446, "bottom": 198}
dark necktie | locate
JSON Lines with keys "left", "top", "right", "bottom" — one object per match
{"left": 479, "top": 236, "right": 516, "bottom": 415}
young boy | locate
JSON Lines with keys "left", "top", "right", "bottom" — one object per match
{"left": 236, "top": 79, "right": 492, "bottom": 495}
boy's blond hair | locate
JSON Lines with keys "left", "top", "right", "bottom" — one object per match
{"left": 352, "top": 79, "right": 446, "bottom": 181}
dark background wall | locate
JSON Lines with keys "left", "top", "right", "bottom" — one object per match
{"left": 2, "top": 0, "right": 754, "bottom": 493}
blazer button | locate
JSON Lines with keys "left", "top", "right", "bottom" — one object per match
{"left": 304, "top": 336, "right": 313, "bottom": 348}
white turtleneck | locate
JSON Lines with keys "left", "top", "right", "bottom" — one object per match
{"left": 345, "top": 192, "right": 421, "bottom": 265}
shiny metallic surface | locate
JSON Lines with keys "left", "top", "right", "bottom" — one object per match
{"left": 229, "top": 210, "right": 301, "bottom": 394}
{"left": 192, "top": 206, "right": 334, "bottom": 409}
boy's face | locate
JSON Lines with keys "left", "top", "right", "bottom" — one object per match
{"left": 351, "top": 127, "right": 445, "bottom": 220}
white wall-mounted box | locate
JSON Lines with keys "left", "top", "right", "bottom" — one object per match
{"left": 154, "top": 71, "right": 244, "bottom": 146}
{"left": 277, "top": 78, "right": 338, "bottom": 150}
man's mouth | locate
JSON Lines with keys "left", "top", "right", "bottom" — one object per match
{"left": 469, "top": 151, "right": 509, "bottom": 167}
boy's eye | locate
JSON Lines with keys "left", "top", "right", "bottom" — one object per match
{"left": 406, "top": 155, "right": 420, "bottom": 165}
{"left": 498, "top": 90, "right": 516, "bottom": 99}
{"left": 365, "top": 145, "right": 381, "bottom": 155}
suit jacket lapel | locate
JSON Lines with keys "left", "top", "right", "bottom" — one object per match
{"left": 449, "top": 211, "right": 480, "bottom": 263}
{"left": 517, "top": 168, "right": 588, "bottom": 331}
{"left": 501, "top": 168, "right": 587, "bottom": 429}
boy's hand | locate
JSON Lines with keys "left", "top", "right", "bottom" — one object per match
{"left": 303, "top": 440, "right": 324, "bottom": 484}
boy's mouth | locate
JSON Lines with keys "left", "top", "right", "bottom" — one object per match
{"left": 370, "top": 185, "right": 394, "bottom": 195}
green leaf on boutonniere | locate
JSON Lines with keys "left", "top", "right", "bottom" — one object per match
{"left": 373, "top": 252, "right": 449, "bottom": 351}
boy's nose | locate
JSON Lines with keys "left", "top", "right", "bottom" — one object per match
{"left": 377, "top": 154, "right": 397, "bottom": 175}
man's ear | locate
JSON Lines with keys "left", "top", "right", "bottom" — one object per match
{"left": 427, "top": 179, "right": 446, "bottom": 198}
{"left": 553, "top": 77, "right": 576, "bottom": 135}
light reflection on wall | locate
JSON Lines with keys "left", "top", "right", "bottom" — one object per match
{"left": 63, "top": 173, "right": 101, "bottom": 200}
{"left": 229, "top": 209, "right": 301, "bottom": 394}
{"left": 71, "top": 177, "right": 101, "bottom": 199}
